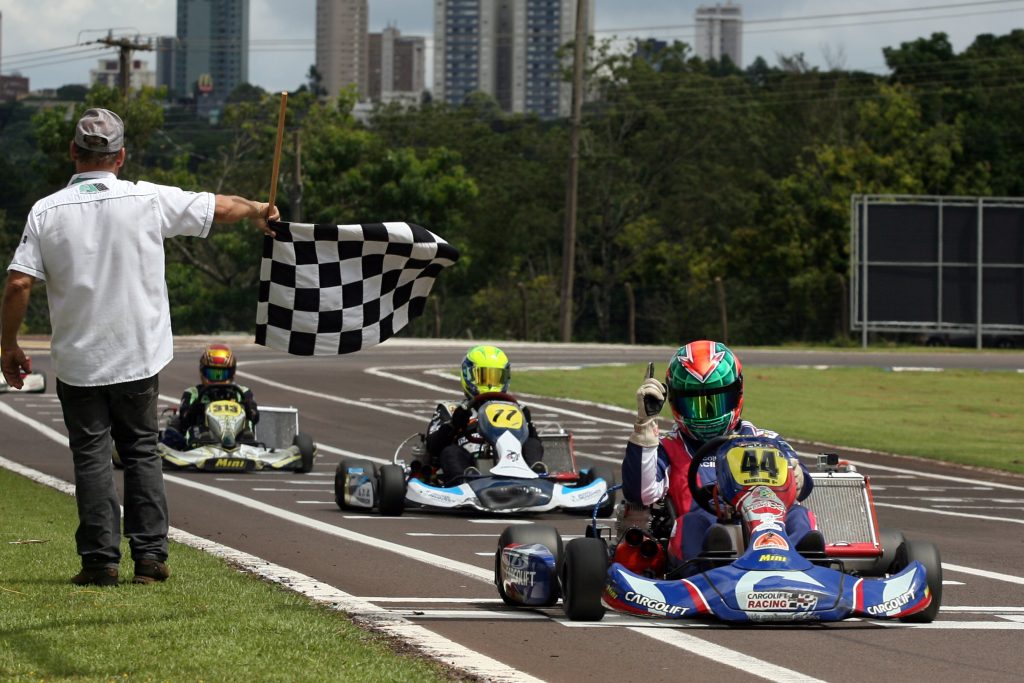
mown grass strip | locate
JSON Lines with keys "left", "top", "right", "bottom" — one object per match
{"left": 0, "top": 468, "right": 457, "bottom": 683}
{"left": 514, "top": 363, "right": 1024, "bottom": 475}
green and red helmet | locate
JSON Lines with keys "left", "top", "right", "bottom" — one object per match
{"left": 666, "top": 340, "right": 744, "bottom": 442}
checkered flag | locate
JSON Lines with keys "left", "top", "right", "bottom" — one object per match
{"left": 255, "top": 221, "right": 459, "bottom": 355}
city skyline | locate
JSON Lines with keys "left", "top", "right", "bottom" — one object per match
{"left": 2, "top": 1, "right": 1023, "bottom": 93}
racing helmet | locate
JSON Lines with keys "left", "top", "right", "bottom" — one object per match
{"left": 666, "top": 340, "right": 744, "bottom": 442}
{"left": 200, "top": 343, "right": 237, "bottom": 385}
{"left": 460, "top": 345, "right": 511, "bottom": 399}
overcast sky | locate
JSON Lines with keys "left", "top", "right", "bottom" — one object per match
{"left": 2, "top": 0, "right": 1023, "bottom": 91}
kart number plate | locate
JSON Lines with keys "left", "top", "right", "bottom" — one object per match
{"left": 725, "top": 447, "right": 789, "bottom": 487}
{"left": 483, "top": 404, "right": 523, "bottom": 429}
{"left": 209, "top": 400, "right": 243, "bottom": 416}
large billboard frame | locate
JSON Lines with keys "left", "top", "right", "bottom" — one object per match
{"left": 850, "top": 194, "right": 1024, "bottom": 349}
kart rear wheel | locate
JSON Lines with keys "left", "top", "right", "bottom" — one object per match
{"left": 334, "top": 458, "right": 377, "bottom": 511}
{"left": 495, "top": 524, "right": 563, "bottom": 607}
{"left": 869, "top": 528, "right": 907, "bottom": 576}
{"left": 896, "top": 539, "right": 942, "bottom": 623}
{"left": 294, "top": 432, "right": 316, "bottom": 473}
{"left": 583, "top": 466, "right": 617, "bottom": 519}
{"left": 562, "top": 537, "right": 608, "bottom": 621}
{"left": 377, "top": 464, "right": 406, "bottom": 516}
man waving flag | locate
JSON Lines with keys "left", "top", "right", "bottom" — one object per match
{"left": 255, "top": 221, "right": 459, "bottom": 355}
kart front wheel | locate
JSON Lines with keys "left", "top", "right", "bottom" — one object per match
{"left": 562, "top": 537, "right": 608, "bottom": 621}
{"left": 495, "top": 524, "right": 563, "bottom": 607}
{"left": 377, "top": 464, "right": 406, "bottom": 516}
{"left": 294, "top": 432, "right": 316, "bottom": 473}
{"left": 334, "top": 458, "right": 377, "bottom": 511}
{"left": 897, "top": 539, "right": 942, "bottom": 623}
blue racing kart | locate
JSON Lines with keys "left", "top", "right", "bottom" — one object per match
{"left": 494, "top": 435, "right": 942, "bottom": 623}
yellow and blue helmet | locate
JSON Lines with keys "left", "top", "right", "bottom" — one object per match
{"left": 460, "top": 345, "right": 511, "bottom": 398}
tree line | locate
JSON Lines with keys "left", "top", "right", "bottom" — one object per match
{"left": 2, "top": 31, "right": 1021, "bottom": 345}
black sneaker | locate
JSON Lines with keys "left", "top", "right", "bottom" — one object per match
{"left": 530, "top": 461, "right": 548, "bottom": 475}
{"left": 71, "top": 566, "right": 119, "bottom": 586}
{"left": 133, "top": 559, "right": 170, "bottom": 584}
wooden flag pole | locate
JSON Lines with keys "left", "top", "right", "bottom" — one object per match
{"left": 268, "top": 91, "right": 288, "bottom": 212}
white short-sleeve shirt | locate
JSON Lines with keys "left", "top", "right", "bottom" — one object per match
{"left": 7, "top": 171, "right": 215, "bottom": 386}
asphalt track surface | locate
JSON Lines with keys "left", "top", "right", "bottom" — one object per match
{"left": 3, "top": 339, "right": 1024, "bottom": 683}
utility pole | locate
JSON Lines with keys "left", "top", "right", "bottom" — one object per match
{"left": 97, "top": 32, "right": 153, "bottom": 100}
{"left": 557, "top": 0, "right": 588, "bottom": 343}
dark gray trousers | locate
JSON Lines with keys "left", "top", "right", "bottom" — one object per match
{"left": 57, "top": 374, "right": 168, "bottom": 568}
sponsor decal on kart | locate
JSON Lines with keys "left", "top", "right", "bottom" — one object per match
{"left": 213, "top": 458, "right": 247, "bottom": 469}
{"left": 866, "top": 589, "right": 916, "bottom": 616}
{"left": 624, "top": 591, "right": 687, "bottom": 616}
{"left": 565, "top": 484, "right": 604, "bottom": 505}
{"left": 751, "top": 532, "right": 789, "bottom": 550}
{"left": 757, "top": 554, "right": 787, "bottom": 563}
{"left": 352, "top": 480, "right": 374, "bottom": 507}
{"left": 742, "top": 591, "right": 819, "bottom": 611}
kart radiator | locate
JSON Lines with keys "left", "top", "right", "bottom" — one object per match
{"left": 254, "top": 407, "right": 299, "bottom": 450}
{"left": 538, "top": 432, "right": 576, "bottom": 473}
{"left": 803, "top": 474, "right": 877, "bottom": 546}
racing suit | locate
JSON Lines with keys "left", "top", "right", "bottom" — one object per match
{"left": 425, "top": 399, "right": 543, "bottom": 485}
{"left": 162, "top": 383, "right": 259, "bottom": 448}
{"left": 621, "top": 421, "right": 816, "bottom": 573}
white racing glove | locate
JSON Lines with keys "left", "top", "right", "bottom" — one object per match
{"left": 629, "top": 378, "right": 666, "bottom": 448}
{"left": 788, "top": 458, "right": 806, "bottom": 496}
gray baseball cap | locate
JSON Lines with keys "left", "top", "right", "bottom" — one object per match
{"left": 74, "top": 108, "right": 124, "bottom": 152}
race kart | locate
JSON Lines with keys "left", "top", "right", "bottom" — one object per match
{"left": 494, "top": 434, "right": 942, "bottom": 624}
{"left": 334, "top": 391, "right": 615, "bottom": 516}
{"left": 151, "top": 385, "right": 316, "bottom": 473}
{"left": 0, "top": 371, "right": 46, "bottom": 393}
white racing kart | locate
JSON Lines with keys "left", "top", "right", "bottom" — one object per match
{"left": 0, "top": 371, "right": 46, "bottom": 393}
{"left": 143, "top": 384, "right": 317, "bottom": 473}
{"left": 334, "top": 392, "right": 615, "bottom": 516}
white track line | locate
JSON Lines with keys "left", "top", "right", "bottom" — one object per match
{"left": 0, "top": 455, "right": 542, "bottom": 683}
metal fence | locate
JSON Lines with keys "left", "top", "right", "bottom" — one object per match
{"left": 850, "top": 195, "right": 1024, "bottom": 348}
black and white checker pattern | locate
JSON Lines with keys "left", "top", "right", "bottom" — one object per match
{"left": 255, "top": 221, "right": 459, "bottom": 355}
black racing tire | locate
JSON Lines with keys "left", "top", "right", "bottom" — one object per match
{"left": 584, "top": 466, "right": 617, "bottom": 519}
{"left": 896, "top": 539, "right": 943, "bottom": 623}
{"left": 293, "top": 432, "right": 316, "bottom": 473}
{"left": 866, "top": 528, "right": 907, "bottom": 576}
{"left": 495, "top": 524, "right": 563, "bottom": 607}
{"left": 377, "top": 464, "right": 406, "bottom": 516}
{"left": 561, "top": 537, "right": 608, "bottom": 621}
{"left": 334, "top": 458, "right": 377, "bottom": 511}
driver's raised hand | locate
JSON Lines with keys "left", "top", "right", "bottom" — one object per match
{"left": 629, "top": 378, "right": 665, "bottom": 448}
{"left": 636, "top": 377, "right": 666, "bottom": 419}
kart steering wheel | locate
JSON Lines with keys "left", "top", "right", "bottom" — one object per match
{"left": 686, "top": 435, "right": 732, "bottom": 516}
{"left": 472, "top": 390, "right": 517, "bottom": 405}
{"left": 197, "top": 383, "right": 241, "bottom": 402}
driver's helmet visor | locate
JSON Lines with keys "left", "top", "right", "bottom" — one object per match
{"left": 672, "top": 381, "right": 741, "bottom": 420}
{"left": 471, "top": 366, "right": 510, "bottom": 391}
{"left": 202, "top": 366, "right": 234, "bottom": 383}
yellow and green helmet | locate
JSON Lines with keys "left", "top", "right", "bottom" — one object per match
{"left": 666, "top": 340, "right": 744, "bottom": 442}
{"left": 460, "top": 345, "right": 511, "bottom": 398}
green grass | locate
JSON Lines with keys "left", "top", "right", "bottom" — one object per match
{"left": 513, "top": 363, "right": 1024, "bottom": 475}
{"left": 0, "top": 468, "right": 458, "bottom": 683}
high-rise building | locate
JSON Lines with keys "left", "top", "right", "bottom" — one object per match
{"left": 434, "top": 0, "right": 593, "bottom": 119}
{"left": 155, "top": 36, "right": 178, "bottom": 94}
{"left": 316, "top": 0, "right": 368, "bottom": 101}
{"left": 368, "top": 26, "right": 426, "bottom": 103}
{"left": 174, "top": 0, "right": 249, "bottom": 109}
{"left": 90, "top": 57, "right": 156, "bottom": 91}
{"left": 695, "top": 2, "right": 742, "bottom": 66}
